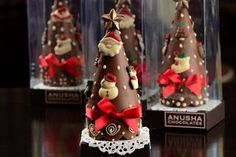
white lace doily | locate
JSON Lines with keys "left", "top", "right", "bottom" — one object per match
{"left": 80, "top": 127, "right": 150, "bottom": 155}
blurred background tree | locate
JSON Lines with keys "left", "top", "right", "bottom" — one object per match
{"left": 0, "top": 0, "right": 234, "bottom": 86}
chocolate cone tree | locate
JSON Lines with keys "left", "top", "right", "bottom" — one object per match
{"left": 86, "top": 9, "right": 142, "bottom": 141}
{"left": 115, "top": 0, "right": 144, "bottom": 68}
{"left": 158, "top": 0, "right": 208, "bottom": 107}
{"left": 39, "top": 0, "right": 84, "bottom": 87}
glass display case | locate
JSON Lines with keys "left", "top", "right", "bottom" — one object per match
{"left": 142, "top": 0, "right": 224, "bottom": 130}
{"left": 81, "top": 0, "right": 144, "bottom": 80}
{"left": 81, "top": 0, "right": 148, "bottom": 111}
{"left": 79, "top": 1, "right": 151, "bottom": 157}
{"left": 27, "top": 0, "right": 86, "bottom": 105}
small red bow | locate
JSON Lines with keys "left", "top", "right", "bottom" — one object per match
{"left": 39, "top": 53, "right": 84, "bottom": 79}
{"left": 86, "top": 98, "right": 142, "bottom": 132}
{"left": 158, "top": 69, "right": 207, "bottom": 98}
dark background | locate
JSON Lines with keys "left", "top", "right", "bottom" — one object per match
{"left": 0, "top": 0, "right": 28, "bottom": 86}
{"left": 0, "top": 0, "right": 235, "bottom": 86}
{"left": 0, "top": 1, "right": 234, "bottom": 157}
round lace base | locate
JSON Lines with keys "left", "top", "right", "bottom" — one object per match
{"left": 80, "top": 127, "right": 150, "bottom": 155}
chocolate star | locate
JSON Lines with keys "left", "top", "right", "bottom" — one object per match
{"left": 102, "top": 9, "right": 122, "bottom": 31}
{"left": 174, "top": 0, "right": 189, "bottom": 9}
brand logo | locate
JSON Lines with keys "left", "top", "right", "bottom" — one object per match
{"left": 165, "top": 112, "right": 205, "bottom": 129}
{"left": 45, "top": 90, "right": 82, "bottom": 104}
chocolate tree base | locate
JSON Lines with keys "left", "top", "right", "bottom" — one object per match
{"left": 144, "top": 100, "right": 224, "bottom": 131}
{"left": 30, "top": 79, "right": 87, "bottom": 106}
{"left": 30, "top": 89, "right": 85, "bottom": 106}
{"left": 80, "top": 142, "right": 151, "bottom": 157}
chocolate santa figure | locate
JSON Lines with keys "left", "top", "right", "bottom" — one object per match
{"left": 157, "top": 0, "right": 208, "bottom": 107}
{"left": 85, "top": 9, "right": 142, "bottom": 141}
{"left": 115, "top": 0, "right": 144, "bottom": 68}
{"left": 39, "top": 0, "right": 84, "bottom": 87}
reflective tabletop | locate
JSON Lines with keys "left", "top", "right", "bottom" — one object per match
{"left": 0, "top": 84, "right": 234, "bottom": 157}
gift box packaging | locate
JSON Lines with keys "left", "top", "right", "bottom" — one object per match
{"left": 27, "top": 0, "right": 87, "bottom": 106}
{"left": 142, "top": 0, "right": 224, "bottom": 131}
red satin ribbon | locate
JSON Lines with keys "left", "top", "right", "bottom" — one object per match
{"left": 39, "top": 53, "right": 84, "bottom": 79}
{"left": 86, "top": 98, "right": 142, "bottom": 133}
{"left": 158, "top": 69, "right": 207, "bottom": 98}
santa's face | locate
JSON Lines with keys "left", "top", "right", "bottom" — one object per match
{"left": 51, "top": 7, "right": 71, "bottom": 22}
{"left": 119, "top": 15, "right": 135, "bottom": 29}
{"left": 54, "top": 38, "right": 72, "bottom": 55}
{"left": 98, "top": 37, "right": 122, "bottom": 57}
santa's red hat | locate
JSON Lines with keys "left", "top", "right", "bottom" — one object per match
{"left": 117, "top": 6, "right": 133, "bottom": 17}
{"left": 105, "top": 73, "right": 117, "bottom": 83}
{"left": 105, "top": 31, "right": 121, "bottom": 42}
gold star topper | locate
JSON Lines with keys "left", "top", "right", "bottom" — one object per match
{"left": 102, "top": 9, "right": 122, "bottom": 31}
{"left": 174, "top": 0, "right": 189, "bottom": 9}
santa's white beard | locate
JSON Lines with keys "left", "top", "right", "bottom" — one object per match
{"left": 98, "top": 38, "right": 122, "bottom": 57}
{"left": 119, "top": 16, "right": 135, "bottom": 29}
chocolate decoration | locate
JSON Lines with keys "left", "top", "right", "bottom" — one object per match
{"left": 102, "top": 9, "right": 122, "bottom": 31}
{"left": 40, "top": 0, "right": 83, "bottom": 87}
{"left": 116, "top": 1, "right": 143, "bottom": 67}
{"left": 115, "top": 0, "right": 131, "bottom": 8}
{"left": 158, "top": 0, "right": 208, "bottom": 107}
{"left": 51, "top": 0, "right": 71, "bottom": 12}
{"left": 84, "top": 80, "right": 94, "bottom": 98}
{"left": 86, "top": 9, "right": 141, "bottom": 141}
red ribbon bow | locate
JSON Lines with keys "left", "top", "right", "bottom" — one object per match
{"left": 39, "top": 53, "right": 84, "bottom": 79}
{"left": 158, "top": 69, "right": 207, "bottom": 98}
{"left": 86, "top": 98, "right": 142, "bottom": 132}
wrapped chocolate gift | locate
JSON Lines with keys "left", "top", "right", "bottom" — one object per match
{"left": 80, "top": 9, "right": 150, "bottom": 156}
{"left": 28, "top": 0, "right": 86, "bottom": 106}
{"left": 39, "top": 0, "right": 84, "bottom": 87}
{"left": 142, "top": 0, "right": 224, "bottom": 130}
{"left": 157, "top": 0, "right": 208, "bottom": 107}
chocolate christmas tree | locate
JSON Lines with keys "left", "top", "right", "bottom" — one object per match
{"left": 157, "top": 0, "right": 208, "bottom": 107}
{"left": 86, "top": 9, "right": 142, "bottom": 141}
{"left": 39, "top": 0, "right": 84, "bottom": 87}
{"left": 115, "top": 0, "right": 144, "bottom": 68}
